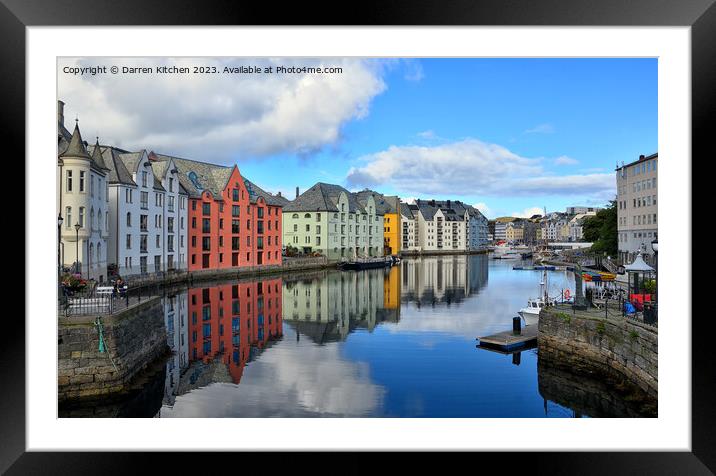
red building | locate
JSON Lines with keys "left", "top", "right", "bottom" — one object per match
{"left": 186, "top": 278, "right": 283, "bottom": 384}
{"left": 152, "top": 153, "right": 288, "bottom": 271}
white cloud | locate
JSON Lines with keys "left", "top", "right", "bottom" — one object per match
{"left": 58, "top": 57, "right": 387, "bottom": 164}
{"left": 525, "top": 123, "right": 555, "bottom": 134}
{"left": 417, "top": 130, "right": 436, "bottom": 140}
{"left": 553, "top": 155, "right": 579, "bottom": 166}
{"left": 345, "top": 138, "right": 615, "bottom": 201}
{"left": 403, "top": 60, "right": 425, "bottom": 81}
{"left": 473, "top": 202, "right": 492, "bottom": 218}
{"left": 510, "top": 206, "right": 544, "bottom": 218}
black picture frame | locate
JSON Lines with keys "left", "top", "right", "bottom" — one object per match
{"left": 3, "top": 0, "right": 712, "bottom": 472}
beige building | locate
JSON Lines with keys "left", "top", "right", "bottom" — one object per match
{"left": 616, "top": 153, "right": 658, "bottom": 264}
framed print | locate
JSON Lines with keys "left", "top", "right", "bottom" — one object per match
{"left": 4, "top": 0, "right": 713, "bottom": 472}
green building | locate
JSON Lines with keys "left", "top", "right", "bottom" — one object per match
{"left": 282, "top": 183, "right": 384, "bottom": 260}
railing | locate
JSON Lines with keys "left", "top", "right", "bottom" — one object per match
{"left": 58, "top": 288, "right": 150, "bottom": 317}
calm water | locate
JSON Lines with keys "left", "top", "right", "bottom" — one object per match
{"left": 61, "top": 255, "right": 654, "bottom": 418}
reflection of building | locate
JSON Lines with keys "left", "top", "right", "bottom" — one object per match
{"left": 163, "top": 290, "right": 188, "bottom": 406}
{"left": 401, "top": 254, "right": 488, "bottom": 306}
{"left": 184, "top": 278, "right": 284, "bottom": 385}
{"left": 283, "top": 268, "right": 395, "bottom": 343}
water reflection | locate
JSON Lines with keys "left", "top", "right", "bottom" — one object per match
{"left": 60, "top": 254, "right": 654, "bottom": 418}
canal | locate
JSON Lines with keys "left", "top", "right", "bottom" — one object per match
{"left": 59, "top": 254, "right": 654, "bottom": 418}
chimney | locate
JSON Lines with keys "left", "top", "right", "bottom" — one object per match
{"left": 57, "top": 100, "right": 65, "bottom": 126}
{"left": 277, "top": 191, "right": 282, "bottom": 197}
{"left": 295, "top": 186, "right": 299, "bottom": 199}
{"left": 639, "top": 154, "right": 645, "bottom": 161}
{"left": 447, "top": 200, "right": 451, "bottom": 208}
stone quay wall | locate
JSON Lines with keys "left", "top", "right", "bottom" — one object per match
{"left": 58, "top": 297, "right": 168, "bottom": 402}
{"left": 538, "top": 305, "right": 658, "bottom": 399}
{"left": 125, "top": 256, "right": 333, "bottom": 291}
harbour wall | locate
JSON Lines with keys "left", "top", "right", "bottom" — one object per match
{"left": 124, "top": 256, "right": 334, "bottom": 291}
{"left": 58, "top": 297, "right": 168, "bottom": 403}
{"left": 538, "top": 305, "right": 658, "bottom": 400}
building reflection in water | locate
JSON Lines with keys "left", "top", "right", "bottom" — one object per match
{"left": 401, "top": 254, "right": 488, "bottom": 307}
{"left": 282, "top": 266, "right": 400, "bottom": 344}
{"left": 537, "top": 355, "right": 657, "bottom": 418}
{"left": 161, "top": 277, "right": 285, "bottom": 399}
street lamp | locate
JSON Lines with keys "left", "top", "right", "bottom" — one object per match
{"left": 74, "top": 222, "right": 81, "bottom": 277}
{"left": 58, "top": 214, "right": 63, "bottom": 297}
{"left": 651, "top": 239, "right": 658, "bottom": 302}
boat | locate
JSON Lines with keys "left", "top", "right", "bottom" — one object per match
{"left": 518, "top": 269, "right": 556, "bottom": 326}
{"left": 338, "top": 256, "right": 392, "bottom": 270}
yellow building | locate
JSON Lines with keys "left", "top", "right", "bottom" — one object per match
{"left": 357, "top": 191, "right": 401, "bottom": 256}
{"left": 505, "top": 222, "right": 524, "bottom": 242}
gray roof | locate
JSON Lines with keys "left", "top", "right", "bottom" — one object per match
{"left": 59, "top": 122, "right": 91, "bottom": 160}
{"left": 89, "top": 139, "right": 109, "bottom": 171}
{"left": 94, "top": 145, "right": 136, "bottom": 186}
{"left": 355, "top": 190, "right": 392, "bottom": 215}
{"left": 152, "top": 153, "right": 285, "bottom": 205}
{"left": 400, "top": 202, "right": 414, "bottom": 219}
{"left": 283, "top": 182, "right": 367, "bottom": 213}
{"left": 118, "top": 151, "right": 145, "bottom": 175}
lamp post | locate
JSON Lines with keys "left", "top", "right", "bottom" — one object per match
{"left": 651, "top": 239, "right": 658, "bottom": 303}
{"left": 74, "top": 222, "right": 81, "bottom": 277}
{"left": 58, "top": 214, "right": 63, "bottom": 297}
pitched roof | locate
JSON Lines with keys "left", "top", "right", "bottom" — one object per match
{"left": 400, "top": 202, "right": 414, "bottom": 219}
{"left": 355, "top": 189, "right": 392, "bottom": 215}
{"left": 95, "top": 145, "right": 136, "bottom": 186}
{"left": 284, "top": 183, "right": 353, "bottom": 213}
{"left": 89, "top": 138, "right": 110, "bottom": 171}
{"left": 59, "top": 122, "right": 91, "bottom": 160}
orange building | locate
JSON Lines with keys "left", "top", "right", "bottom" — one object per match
{"left": 152, "top": 153, "right": 289, "bottom": 271}
{"left": 187, "top": 278, "right": 283, "bottom": 384}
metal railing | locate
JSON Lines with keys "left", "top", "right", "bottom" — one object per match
{"left": 58, "top": 287, "right": 150, "bottom": 317}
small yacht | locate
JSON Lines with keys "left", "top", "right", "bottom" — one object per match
{"left": 518, "top": 269, "right": 555, "bottom": 326}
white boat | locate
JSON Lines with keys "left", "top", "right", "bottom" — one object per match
{"left": 518, "top": 269, "right": 556, "bottom": 326}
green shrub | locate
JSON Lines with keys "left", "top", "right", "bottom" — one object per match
{"left": 596, "top": 321, "right": 606, "bottom": 335}
{"left": 629, "top": 330, "right": 639, "bottom": 341}
{"left": 556, "top": 312, "right": 571, "bottom": 323}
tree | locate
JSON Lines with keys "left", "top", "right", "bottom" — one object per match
{"left": 582, "top": 201, "right": 617, "bottom": 256}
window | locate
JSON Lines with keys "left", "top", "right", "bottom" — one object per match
{"left": 292, "top": 214, "right": 299, "bottom": 219}
{"left": 168, "top": 217, "right": 174, "bottom": 233}
{"left": 202, "top": 237, "right": 211, "bottom": 251}
{"left": 203, "top": 202, "right": 211, "bottom": 216}
{"left": 169, "top": 177, "right": 174, "bottom": 192}
{"left": 66, "top": 170, "right": 73, "bottom": 192}
{"left": 232, "top": 205, "right": 240, "bottom": 217}
{"left": 232, "top": 219, "right": 239, "bottom": 233}
{"left": 156, "top": 235, "right": 161, "bottom": 248}
{"left": 233, "top": 189, "right": 239, "bottom": 201}
{"left": 168, "top": 196, "right": 175, "bottom": 212}
{"left": 126, "top": 234, "right": 131, "bottom": 249}
{"left": 140, "top": 191, "right": 148, "bottom": 209}
{"left": 140, "top": 215, "right": 148, "bottom": 232}
{"left": 126, "top": 212, "right": 131, "bottom": 227}
{"left": 142, "top": 171, "right": 148, "bottom": 187}
{"left": 79, "top": 171, "right": 85, "bottom": 192}
{"left": 66, "top": 207, "right": 72, "bottom": 228}
{"left": 140, "top": 235, "right": 148, "bottom": 253}
{"left": 202, "top": 218, "right": 211, "bottom": 233}
{"left": 258, "top": 208, "right": 264, "bottom": 218}
{"left": 90, "top": 176, "right": 94, "bottom": 197}
{"left": 79, "top": 207, "right": 85, "bottom": 227}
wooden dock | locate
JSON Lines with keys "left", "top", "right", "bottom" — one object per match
{"left": 477, "top": 325, "right": 538, "bottom": 352}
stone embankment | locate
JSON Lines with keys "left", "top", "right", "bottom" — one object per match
{"left": 58, "top": 296, "right": 168, "bottom": 402}
{"left": 538, "top": 305, "right": 657, "bottom": 400}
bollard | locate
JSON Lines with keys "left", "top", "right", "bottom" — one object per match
{"left": 513, "top": 316, "right": 522, "bottom": 335}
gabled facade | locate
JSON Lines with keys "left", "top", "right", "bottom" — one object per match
{"left": 283, "top": 183, "right": 384, "bottom": 260}
{"left": 57, "top": 101, "right": 110, "bottom": 282}
{"left": 103, "top": 148, "right": 172, "bottom": 276}
{"left": 161, "top": 156, "right": 284, "bottom": 271}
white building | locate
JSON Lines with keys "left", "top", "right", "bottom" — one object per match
{"left": 100, "top": 147, "right": 188, "bottom": 277}
{"left": 57, "top": 101, "right": 110, "bottom": 283}
{"left": 149, "top": 152, "right": 189, "bottom": 272}
{"left": 568, "top": 212, "right": 596, "bottom": 242}
{"left": 616, "top": 153, "right": 658, "bottom": 264}
{"left": 399, "top": 199, "right": 487, "bottom": 253}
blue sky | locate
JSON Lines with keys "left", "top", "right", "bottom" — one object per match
{"left": 60, "top": 58, "right": 657, "bottom": 218}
